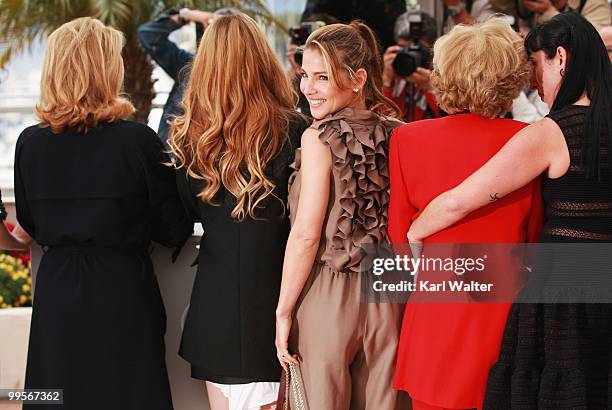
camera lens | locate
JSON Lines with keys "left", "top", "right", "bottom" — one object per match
{"left": 393, "top": 49, "right": 421, "bottom": 77}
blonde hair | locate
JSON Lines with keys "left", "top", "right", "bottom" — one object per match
{"left": 36, "top": 17, "right": 134, "bottom": 133}
{"left": 431, "top": 18, "right": 530, "bottom": 119}
{"left": 168, "top": 13, "right": 297, "bottom": 221}
{"left": 305, "top": 21, "right": 401, "bottom": 118}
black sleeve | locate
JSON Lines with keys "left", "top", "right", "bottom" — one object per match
{"left": 137, "top": 13, "right": 194, "bottom": 82}
{"left": 139, "top": 126, "right": 193, "bottom": 247}
{"left": 175, "top": 167, "right": 201, "bottom": 222}
{"left": 14, "top": 130, "right": 36, "bottom": 237}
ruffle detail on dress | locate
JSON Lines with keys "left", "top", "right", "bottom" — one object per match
{"left": 484, "top": 363, "right": 608, "bottom": 410}
{"left": 483, "top": 302, "right": 612, "bottom": 409}
{"left": 291, "top": 107, "right": 402, "bottom": 273}
{"left": 484, "top": 363, "right": 542, "bottom": 410}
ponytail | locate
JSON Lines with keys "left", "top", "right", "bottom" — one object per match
{"left": 306, "top": 21, "right": 401, "bottom": 118}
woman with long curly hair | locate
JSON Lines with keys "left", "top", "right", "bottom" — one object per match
{"left": 168, "top": 12, "right": 308, "bottom": 410}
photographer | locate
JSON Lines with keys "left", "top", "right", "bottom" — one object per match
{"left": 488, "top": 0, "right": 610, "bottom": 29}
{"left": 300, "top": 0, "right": 406, "bottom": 49}
{"left": 523, "top": 0, "right": 610, "bottom": 29}
{"left": 137, "top": 8, "right": 220, "bottom": 143}
{"left": 382, "top": 11, "right": 442, "bottom": 122}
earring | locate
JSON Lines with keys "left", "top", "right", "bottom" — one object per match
{"left": 353, "top": 88, "right": 360, "bottom": 93}
{"left": 560, "top": 68, "right": 565, "bottom": 77}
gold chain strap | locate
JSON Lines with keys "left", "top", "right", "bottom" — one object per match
{"left": 283, "top": 366, "right": 290, "bottom": 410}
{"left": 288, "top": 362, "right": 307, "bottom": 410}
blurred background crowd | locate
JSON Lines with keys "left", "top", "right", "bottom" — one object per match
{"left": 0, "top": 0, "right": 610, "bottom": 198}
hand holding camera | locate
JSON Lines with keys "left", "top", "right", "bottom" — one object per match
{"left": 286, "top": 43, "right": 301, "bottom": 76}
{"left": 384, "top": 45, "right": 432, "bottom": 92}
{"left": 407, "top": 67, "right": 433, "bottom": 92}
{"left": 184, "top": 10, "right": 220, "bottom": 27}
{"left": 383, "top": 14, "right": 433, "bottom": 91}
{"left": 383, "top": 45, "right": 401, "bottom": 86}
{"left": 172, "top": 9, "right": 220, "bottom": 28}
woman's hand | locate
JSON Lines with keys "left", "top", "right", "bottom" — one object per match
{"left": 383, "top": 45, "right": 400, "bottom": 86}
{"left": 275, "top": 313, "right": 299, "bottom": 372}
{"left": 407, "top": 229, "right": 423, "bottom": 261}
{"left": 184, "top": 10, "right": 220, "bottom": 28}
{"left": 407, "top": 67, "right": 433, "bottom": 93}
{"left": 286, "top": 43, "right": 301, "bottom": 77}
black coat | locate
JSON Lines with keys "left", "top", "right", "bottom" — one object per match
{"left": 177, "top": 115, "right": 309, "bottom": 383}
{"left": 15, "top": 121, "right": 192, "bottom": 410}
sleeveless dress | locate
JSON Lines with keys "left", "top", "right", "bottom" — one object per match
{"left": 483, "top": 105, "right": 612, "bottom": 409}
{"left": 286, "top": 107, "right": 408, "bottom": 410}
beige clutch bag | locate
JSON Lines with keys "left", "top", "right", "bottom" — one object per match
{"left": 278, "top": 361, "right": 310, "bottom": 410}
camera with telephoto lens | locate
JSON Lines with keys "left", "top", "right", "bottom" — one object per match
{"left": 392, "top": 14, "right": 433, "bottom": 77}
{"left": 289, "top": 21, "right": 325, "bottom": 46}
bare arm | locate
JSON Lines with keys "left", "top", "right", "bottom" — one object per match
{"left": 275, "top": 128, "right": 331, "bottom": 366}
{"left": 0, "top": 222, "right": 31, "bottom": 250}
{"left": 407, "top": 118, "right": 566, "bottom": 242}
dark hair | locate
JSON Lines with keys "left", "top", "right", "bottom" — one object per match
{"left": 305, "top": 21, "right": 402, "bottom": 118}
{"left": 525, "top": 12, "right": 612, "bottom": 179}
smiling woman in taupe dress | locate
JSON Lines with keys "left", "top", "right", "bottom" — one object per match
{"left": 275, "top": 22, "right": 407, "bottom": 410}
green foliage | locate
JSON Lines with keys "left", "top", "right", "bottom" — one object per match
{"left": 0, "top": 252, "right": 32, "bottom": 308}
{"left": 0, "top": 0, "right": 282, "bottom": 70}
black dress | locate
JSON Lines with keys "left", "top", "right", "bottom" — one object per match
{"left": 484, "top": 105, "right": 612, "bottom": 409}
{"left": 177, "top": 114, "right": 309, "bottom": 383}
{"left": 15, "top": 121, "right": 193, "bottom": 410}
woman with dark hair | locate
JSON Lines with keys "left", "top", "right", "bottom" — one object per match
{"left": 406, "top": 12, "right": 612, "bottom": 408}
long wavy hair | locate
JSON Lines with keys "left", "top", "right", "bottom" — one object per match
{"left": 168, "top": 13, "right": 297, "bottom": 220}
{"left": 36, "top": 17, "right": 134, "bottom": 133}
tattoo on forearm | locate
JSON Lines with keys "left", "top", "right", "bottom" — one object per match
{"left": 489, "top": 193, "right": 500, "bottom": 202}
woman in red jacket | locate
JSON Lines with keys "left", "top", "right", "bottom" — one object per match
{"left": 389, "top": 19, "right": 544, "bottom": 410}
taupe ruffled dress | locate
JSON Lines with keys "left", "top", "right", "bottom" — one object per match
{"left": 287, "top": 108, "right": 408, "bottom": 410}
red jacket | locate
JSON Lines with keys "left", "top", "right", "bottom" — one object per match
{"left": 389, "top": 114, "right": 543, "bottom": 409}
